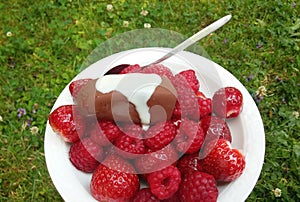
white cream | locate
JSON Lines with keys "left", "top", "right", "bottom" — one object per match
{"left": 95, "top": 73, "right": 162, "bottom": 129}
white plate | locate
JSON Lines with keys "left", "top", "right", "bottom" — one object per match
{"left": 45, "top": 48, "right": 265, "bottom": 202}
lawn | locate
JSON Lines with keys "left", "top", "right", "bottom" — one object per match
{"left": 0, "top": 0, "right": 299, "bottom": 201}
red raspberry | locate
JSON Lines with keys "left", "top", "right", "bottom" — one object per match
{"left": 69, "top": 78, "right": 93, "bottom": 98}
{"left": 114, "top": 134, "right": 146, "bottom": 159}
{"left": 131, "top": 188, "right": 160, "bottom": 202}
{"left": 171, "top": 74, "right": 200, "bottom": 120}
{"left": 88, "top": 120, "right": 122, "bottom": 146}
{"left": 212, "top": 86, "right": 243, "bottom": 118}
{"left": 140, "top": 64, "right": 174, "bottom": 79}
{"left": 177, "top": 153, "right": 203, "bottom": 176}
{"left": 202, "top": 139, "right": 246, "bottom": 182}
{"left": 120, "top": 123, "right": 144, "bottom": 139}
{"left": 178, "top": 69, "right": 200, "bottom": 92}
{"left": 178, "top": 171, "right": 218, "bottom": 202}
{"left": 48, "top": 105, "right": 85, "bottom": 143}
{"left": 135, "top": 144, "right": 178, "bottom": 174}
{"left": 147, "top": 165, "right": 181, "bottom": 200}
{"left": 200, "top": 115, "right": 232, "bottom": 143}
{"left": 174, "top": 119, "right": 205, "bottom": 154}
{"left": 120, "top": 64, "right": 142, "bottom": 74}
{"left": 69, "top": 138, "right": 104, "bottom": 173}
{"left": 144, "top": 121, "right": 177, "bottom": 151}
{"left": 90, "top": 155, "right": 140, "bottom": 201}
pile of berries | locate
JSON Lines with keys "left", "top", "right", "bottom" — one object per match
{"left": 48, "top": 64, "right": 245, "bottom": 202}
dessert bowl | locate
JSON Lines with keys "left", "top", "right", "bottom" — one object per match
{"left": 45, "top": 48, "right": 265, "bottom": 202}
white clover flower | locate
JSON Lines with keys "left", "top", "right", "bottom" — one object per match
{"left": 0, "top": 115, "right": 3, "bottom": 122}
{"left": 21, "top": 122, "right": 27, "bottom": 131}
{"left": 293, "top": 111, "right": 299, "bottom": 119}
{"left": 273, "top": 188, "right": 282, "bottom": 197}
{"left": 6, "top": 31, "right": 12, "bottom": 37}
{"left": 123, "top": 20, "right": 129, "bottom": 27}
{"left": 106, "top": 4, "right": 113, "bottom": 12}
{"left": 30, "top": 126, "right": 39, "bottom": 135}
{"left": 144, "top": 23, "right": 151, "bottom": 28}
{"left": 140, "top": 9, "right": 149, "bottom": 16}
{"left": 256, "top": 86, "right": 267, "bottom": 97}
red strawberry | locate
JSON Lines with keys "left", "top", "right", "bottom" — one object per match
{"left": 171, "top": 74, "right": 200, "bottom": 120}
{"left": 177, "top": 153, "right": 203, "bottom": 176}
{"left": 174, "top": 119, "right": 205, "bottom": 154}
{"left": 88, "top": 120, "right": 122, "bottom": 146}
{"left": 114, "top": 134, "right": 146, "bottom": 159}
{"left": 144, "top": 121, "right": 177, "bottom": 151}
{"left": 178, "top": 69, "right": 200, "bottom": 92}
{"left": 200, "top": 115, "right": 232, "bottom": 143}
{"left": 69, "top": 138, "right": 104, "bottom": 173}
{"left": 178, "top": 171, "right": 218, "bottom": 202}
{"left": 48, "top": 105, "right": 85, "bottom": 143}
{"left": 140, "top": 64, "right": 173, "bottom": 79}
{"left": 202, "top": 139, "right": 246, "bottom": 182}
{"left": 120, "top": 64, "right": 142, "bottom": 74}
{"left": 90, "top": 155, "right": 140, "bottom": 201}
{"left": 212, "top": 86, "right": 243, "bottom": 118}
{"left": 131, "top": 188, "right": 160, "bottom": 202}
{"left": 147, "top": 165, "right": 181, "bottom": 200}
{"left": 69, "top": 78, "right": 93, "bottom": 98}
{"left": 135, "top": 144, "right": 178, "bottom": 174}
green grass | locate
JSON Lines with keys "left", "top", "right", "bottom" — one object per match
{"left": 0, "top": 0, "right": 299, "bottom": 201}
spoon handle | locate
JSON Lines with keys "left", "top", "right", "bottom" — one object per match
{"left": 148, "top": 14, "right": 232, "bottom": 66}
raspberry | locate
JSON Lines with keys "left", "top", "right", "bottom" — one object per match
{"left": 131, "top": 188, "right": 160, "bottom": 202}
{"left": 212, "top": 86, "right": 243, "bottom": 118}
{"left": 120, "top": 64, "right": 142, "bottom": 74}
{"left": 147, "top": 165, "right": 181, "bottom": 200}
{"left": 178, "top": 171, "right": 218, "bottom": 202}
{"left": 174, "top": 119, "right": 205, "bottom": 154}
{"left": 202, "top": 139, "right": 246, "bottom": 182}
{"left": 178, "top": 69, "right": 200, "bottom": 92}
{"left": 200, "top": 115, "right": 232, "bottom": 143}
{"left": 144, "top": 121, "right": 177, "bottom": 151}
{"left": 48, "top": 105, "right": 85, "bottom": 143}
{"left": 69, "top": 78, "right": 93, "bottom": 98}
{"left": 135, "top": 144, "right": 178, "bottom": 174}
{"left": 88, "top": 120, "right": 122, "bottom": 146}
{"left": 171, "top": 74, "right": 200, "bottom": 120}
{"left": 114, "top": 134, "right": 146, "bottom": 159}
{"left": 140, "top": 64, "right": 174, "bottom": 79}
{"left": 90, "top": 155, "right": 140, "bottom": 201}
{"left": 177, "top": 153, "right": 203, "bottom": 176}
{"left": 69, "top": 138, "right": 103, "bottom": 173}
{"left": 121, "top": 123, "right": 144, "bottom": 139}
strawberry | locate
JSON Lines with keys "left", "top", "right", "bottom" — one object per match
{"left": 147, "top": 165, "right": 181, "bottom": 200}
{"left": 131, "top": 188, "right": 160, "bottom": 202}
{"left": 144, "top": 121, "right": 177, "bottom": 151}
{"left": 178, "top": 69, "right": 200, "bottom": 92}
{"left": 174, "top": 119, "right": 205, "bottom": 154}
{"left": 114, "top": 134, "right": 146, "bottom": 159}
{"left": 135, "top": 144, "right": 178, "bottom": 174}
{"left": 48, "top": 105, "right": 85, "bottom": 143}
{"left": 140, "top": 64, "right": 174, "bottom": 79}
{"left": 69, "top": 78, "right": 93, "bottom": 98}
{"left": 90, "top": 155, "right": 140, "bottom": 201}
{"left": 177, "top": 153, "right": 203, "bottom": 176}
{"left": 88, "top": 120, "right": 122, "bottom": 146}
{"left": 200, "top": 115, "right": 232, "bottom": 143}
{"left": 212, "top": 86, "right": 243, "bottom": 118}
{"left": 178, "top": 171, "right": 218, "bottom": 202}
{"left": 202, "top": 139, "right": 246, "bottom": 182}
{"left": 171, "top": 74, "right": 200, "bottom": 120}
{"left": 69, "top": 138, "right": 104, "bottom": 173}
{"left": 120, "top": 64, "right": 142, "bottom": 74}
